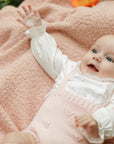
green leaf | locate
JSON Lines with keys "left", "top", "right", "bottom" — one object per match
{"left": 0, "top": 0, "right": 24, "bottom": 9}
{"left": 0, "top": 1, "right": 10, "bottom": 9}
{"left": 0, "top": 0, "right": 10, "bottom": 4}
{"left": 9, "top": 0, "right": 24, "bottom": 6}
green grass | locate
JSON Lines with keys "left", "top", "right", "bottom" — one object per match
{"left": 0, "top": 0, "right": 24, "bottom": 9}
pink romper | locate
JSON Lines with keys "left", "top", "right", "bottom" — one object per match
{"left": 24, "top": 68, "right": 110, "bottom": 144}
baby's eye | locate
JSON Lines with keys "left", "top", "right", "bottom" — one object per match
{"left": 92, "top": 49, "right": 97, "bottom": 54}
{"left": 106, "top": 57, "right": 113, "bottom": 62}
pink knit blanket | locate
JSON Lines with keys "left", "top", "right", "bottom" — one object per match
{"left": 0, "top": 0, "right": 114, "bottom": 143}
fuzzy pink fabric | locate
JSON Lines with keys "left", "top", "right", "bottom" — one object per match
{"left": 0, "top": 0, "right": 114, "bottom": 143}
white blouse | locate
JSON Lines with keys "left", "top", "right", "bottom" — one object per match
{"left": 25, "top": 21, "right": 114, "bottom": 144}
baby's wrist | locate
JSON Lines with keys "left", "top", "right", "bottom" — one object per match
{"left": 36, "top": 21, "right": 42, "bottom": 27}
{"left": 34, "top": 19, "right": 42, "bottom": 28}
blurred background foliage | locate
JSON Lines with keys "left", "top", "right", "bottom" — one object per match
{"left": 0, "top": 0, "right": 24, "bottom": 9}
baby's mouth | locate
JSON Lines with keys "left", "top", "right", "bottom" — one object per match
{"left": 87, "top": 64, "right": 99, "bottom": 72}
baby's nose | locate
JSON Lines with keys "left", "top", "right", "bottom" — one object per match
{"left": 93, "top": 56, "right": 102, "bottom": 63}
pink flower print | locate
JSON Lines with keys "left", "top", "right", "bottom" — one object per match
{"left": 71, "top": 87, "right": 74, "bottom": 90}
{"left": 104, "top": 92, "right": 106, "bottom": 95}
{"left": 37, "top": 52, "right": 40, "bottom": 56}
{"left": 92, "top": 91, "right": 95, "bottom": 95}
{"left": 81, "top": 80, "right": 85, "bottom": 82}
{"left": 42, "top": 120, "right": 51, "bottom": 129}
{"left": 54, "top": 75, "right": 57, "bottom": 79}
{"left": 72, "top": 133, "right": 83, "bottom": 142}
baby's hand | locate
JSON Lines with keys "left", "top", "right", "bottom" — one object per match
{"left": 75, "top": 113, "right": 99, "bottom": 138}
{"left": 17, "top": 5, "right": 41, "bottom": 28}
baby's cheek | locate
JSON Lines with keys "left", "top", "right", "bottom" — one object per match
{"left": 100, "top": 63, "right": 114, "bottom": 78}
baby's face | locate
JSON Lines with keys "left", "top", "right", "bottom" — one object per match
{"left": 80, "top": 35, "right": 114, "bottom": 78}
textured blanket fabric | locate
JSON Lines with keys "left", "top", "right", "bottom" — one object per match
{"left": 0, "top": 0, "right": 114, "bottom": 143}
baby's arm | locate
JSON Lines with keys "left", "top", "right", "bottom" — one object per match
{"left": 17, "top": 6, "right": 71, "bottom": 80}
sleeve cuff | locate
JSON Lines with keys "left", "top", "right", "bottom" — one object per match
{"left": 25, "top": 20, "right": 46, "bottom": 38}
{"left": 92, "top": 108, "right": 113, "bottom": 139}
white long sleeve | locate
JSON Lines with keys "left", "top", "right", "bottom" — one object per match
{"left": 25, "top": 21, "right": 69, "bottom": 80}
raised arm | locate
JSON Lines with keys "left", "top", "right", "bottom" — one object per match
{"left": 17, "top": 6, "right": 70, "bottom": 80}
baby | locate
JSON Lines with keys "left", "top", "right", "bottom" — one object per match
{"left": 1, "top": 5, "right": 114, "bottom": 144}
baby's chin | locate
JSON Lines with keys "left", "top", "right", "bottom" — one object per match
{"left": 83, "top": 69, "right": 98, "bottom": 76}
{"left": 98, "top": 74, "right": 114, "bottom": 79}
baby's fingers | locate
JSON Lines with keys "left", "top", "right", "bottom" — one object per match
{"left": 17, "top": 18, "right": 26, "bottom": 27}
{"left": 28, "top": 5, "right": 32, "bottom": 12}
{"left": 17, "top": 10, "right": 25, "bottom": 19}
{"left": 22, "top": 6, "right": 29, "bottom": 15}
{"left": 22, "top": 5, "right": 32, "bottom": 15}
{"left": 76, "top": 118, "right": 89, "bottom": 127}
{"left": 78, "top": 119, "right": 90, "bottom": 127}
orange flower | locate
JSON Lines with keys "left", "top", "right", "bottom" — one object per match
{"left": 70, "top": 0, "right": 98, "bottom": 7}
